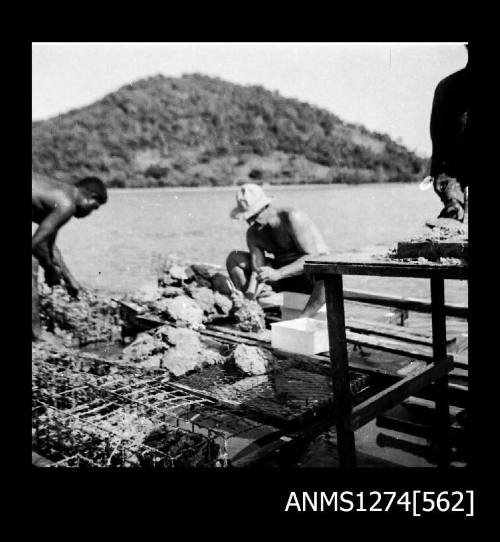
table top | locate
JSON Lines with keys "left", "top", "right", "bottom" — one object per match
{"left": 304, "top": 254, "right": 468, "bottom": 280}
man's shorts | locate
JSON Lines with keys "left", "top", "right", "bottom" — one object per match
{"left": 269, "top": 273, "right": 315, "bottom": 295}
{"left": 266, "top": 256, "right": 315, "bottom": 295}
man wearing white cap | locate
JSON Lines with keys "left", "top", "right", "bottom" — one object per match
{"left": 226, "top": 183, "right": 329, "bottom": 318}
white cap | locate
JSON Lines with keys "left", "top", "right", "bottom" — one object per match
{"left": 230, "top": 184, "right": 273, "bottom": 220}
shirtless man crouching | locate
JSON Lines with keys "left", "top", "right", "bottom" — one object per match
{"left": 226, "top": 184, "right": 329, "bottom": 318}
{"left": 32, "top": 173, "right": 108, "bottom": 340}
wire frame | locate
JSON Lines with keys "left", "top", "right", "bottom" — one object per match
{"left": 32, "top": 354, "right": 267, "bottom": 467}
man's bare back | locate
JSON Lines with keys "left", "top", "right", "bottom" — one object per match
{"left": 32, "top": 173, "right": 78, "bottom": 225}
{"left": 248, "top": 207, "right": 328, "bottom": 265}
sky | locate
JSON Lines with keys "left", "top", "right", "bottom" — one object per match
{"left": 32, "top": 42, "right": 467, "bottom": 157}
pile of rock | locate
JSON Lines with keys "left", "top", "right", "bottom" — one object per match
{"left": 229, "top": 343, "right": 278, "bottom": 376}
{"left": 231, "top": 295, "right": 266, "bottom": 333}
{"left": 39, "top": 285, "right": 121, "bottom": 346}
{"left": 127, "top": 257, "right": 266, "bottom": 332}
{"left": 122, "top": 324, "right": 225, "bottom": 375}
{"left": 121, "top": 324, "right": 278, "bottom": 379}
{"left": 32, "top": 336, "right": 74, "bottom": 363}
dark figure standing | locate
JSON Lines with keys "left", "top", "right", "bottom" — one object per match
{"left": 32, "top": 173, "right": 108, "bottom": 340}
{"left": 430, "top": 45, "right": 470, "bottom": 221}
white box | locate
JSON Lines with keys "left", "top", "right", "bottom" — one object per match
{"left": 271, "top": 317, "right": 330, "bottom": 356}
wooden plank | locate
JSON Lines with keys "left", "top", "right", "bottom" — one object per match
{"left": 207, "top": 324, "right": 271, "bottom": 343}
{"left": 348, "top": 317, "right": 432, "bottom": 338}
{"left": 343, "top": 288, "right": 468, "bottom": 319}
{"left": 345, "top": 318, "right": 456, "bottom": 347}
{"left": 267, "top": 287, "right": 467, "bottom": 319}
{"left": 305, "top": 259, "right": 468, "bottom": 280}
{"left": 349, "top": 360, "right": 452, "bottom": 431}
{"left": 200, "top": 327, "right": 265, "bottom": 348}
{"left": 450, "top": 353, "right": 468, "bottom": 370}
{"left": 376, "top": 415, "right": 465, "bottom": 445}
{"left": 345, "top": 331, "right": 446, "bottom": 362}
{"left": 449, "top": 367, "right": 468, "bottom": 382}
{"left": 415, "top": 382, "right": 468, "bottom": 409}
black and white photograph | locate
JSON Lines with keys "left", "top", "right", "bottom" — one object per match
{"left": 31, "top": 42, "right": 470, "bottom": 483}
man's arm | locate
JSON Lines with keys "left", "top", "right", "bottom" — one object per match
{"left": 32, "top": 203, "right": 74, "bottom": 280}
{"left": 430, "top": 75, "right": 466, "bottom": 220}
{"left": 52, "top": 245, "right": 81, "bottom": 296}
{"left": 430, "top": 79, "right": 450, "bottom": 180}
{"left": 246, "top": 229, "right": 267, "bottom": 297}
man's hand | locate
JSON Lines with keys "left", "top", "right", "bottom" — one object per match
{"left": 65, "top": 280, "right": 81, "bottom": 299}
{"left": 257, "top": 266, "right": 281, "bottom": 283}
{"left": 44, "top": 267, "right": 62, "bottom": 287}
{"left": 438, "top": 200, "right": 465, "bottom": 221}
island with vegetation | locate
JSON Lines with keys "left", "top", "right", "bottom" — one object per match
{"left": 32, "top": 73, "right": 428, "bottom": 188}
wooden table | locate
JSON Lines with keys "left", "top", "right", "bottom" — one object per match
{"left": 304, "top": 256, "right": 468, "bottom": 468}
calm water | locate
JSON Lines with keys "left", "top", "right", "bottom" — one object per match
{"left": 54, "top": 183, "right": 467, "bottom": 305}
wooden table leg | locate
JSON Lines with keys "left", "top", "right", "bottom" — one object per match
{"left": 324, "top": 274, "right": 356, "bottom": 467}
{"left": 430, "top": 277, "right": 451, "bottom": 466}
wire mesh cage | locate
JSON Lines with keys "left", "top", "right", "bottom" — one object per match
{"left": 33, "top": 343, "right": 373, "bottom": 467}
{"left": 177, "top": 363, "right": 371, "bottom": 426}
{"left": 32, "top": 353, "right": 267, "bottom": 467}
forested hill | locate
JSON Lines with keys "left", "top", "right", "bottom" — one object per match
{"left": 32, "top": 73, "right": 428, "bottom": 188}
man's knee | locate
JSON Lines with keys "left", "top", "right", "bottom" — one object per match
{"left": 226, "top": 250, "right": 250, "bottom": 272}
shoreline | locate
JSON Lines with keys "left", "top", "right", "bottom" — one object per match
{"left": 108, "top": 180, "right": 418, "bottom": 195}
